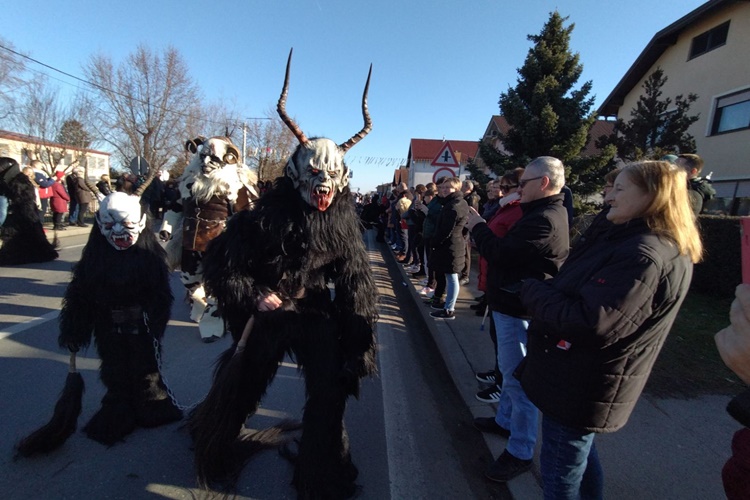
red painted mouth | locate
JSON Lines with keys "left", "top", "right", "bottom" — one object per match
{"left": 111, "top": 233, "right": 134, "bottom": 249}
{"left": 311, "top": 187, "right": 334, "bottom": 211}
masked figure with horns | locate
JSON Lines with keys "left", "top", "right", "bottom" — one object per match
{"left": 15, "top": 172, "right": 182, "bottom": 457}
{"left": 188, "top": 50, "right": 378, "bottom": 498}
{"left": 160, "top": 136, "right": 258, "bottom": 342}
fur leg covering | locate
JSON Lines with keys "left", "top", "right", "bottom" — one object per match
{"left": 83, "top": 391, "right": 137, "bottom": 446}
{"left": 0, "top": 220, "right": 58, "bottom": 265}
{"left": 130, "top": 336, "right": 182, "bottom": 427}
{"left": 291, "top": 320, "right": 359, "bottom": 499}
{"left": 189, "top": 313, "right": 291, "bottom": 488}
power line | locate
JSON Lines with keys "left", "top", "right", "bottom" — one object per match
{"left": 0, "top": 43, "right": 270, "bottom": 129}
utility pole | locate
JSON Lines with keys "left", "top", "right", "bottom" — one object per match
{"left": 242, "top": 122, "right": 247, "bottom": 164}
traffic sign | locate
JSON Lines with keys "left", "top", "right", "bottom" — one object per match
{"left": 129, "top": 157, "right": 150, "bottom": 176}
{"left": 430, "top": 141, "right": 459, "bottom": 167}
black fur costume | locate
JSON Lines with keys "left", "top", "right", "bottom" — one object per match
{"left": 0, "top": 157, "right": 58, "bottom": 265}
{"left": 55, "top": 212, "right": 182, "bottom": 445}
{"left": 190, "top": 176, "right": 378, "bottom": 498}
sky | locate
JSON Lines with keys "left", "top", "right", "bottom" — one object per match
{"left": 2, "top": 0, "right": 707, "bottom": 193}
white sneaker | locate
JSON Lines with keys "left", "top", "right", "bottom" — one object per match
{"left": 419, "top": 287, "right": 434, "bottom": 298}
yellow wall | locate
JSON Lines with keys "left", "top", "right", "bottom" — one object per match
{"left": 619, "top": 2, "right": 750, "bottom": 185}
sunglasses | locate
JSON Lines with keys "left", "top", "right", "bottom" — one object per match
{"left": 518, "top": 176, "right": 544, "bottom": 188}
{"left": 499, "top": 184, "right": 518, "bottom": 191}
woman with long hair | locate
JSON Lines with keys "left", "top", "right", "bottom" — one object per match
{"left": 517, "top": 161, "right": 702, "bottom": 499}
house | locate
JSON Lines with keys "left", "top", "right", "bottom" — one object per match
{"left": 403, "top": 138, "right": 479, "bottom": 187}
{"left": 598, "top": 0, "right": 750, "bottom": 214}
{"left": 0, "top": 129, "right": 111, "bottom": 181}
{"left": 476, "top": 115, "right": 615, "bottom": 173}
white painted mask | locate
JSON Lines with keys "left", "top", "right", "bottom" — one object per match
{"left": 96, "top": 192, "right": 147, "bottom": 250}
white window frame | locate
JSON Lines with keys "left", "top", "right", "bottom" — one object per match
{"left": 709, "top": 87, "right": 750, "bottom": 136}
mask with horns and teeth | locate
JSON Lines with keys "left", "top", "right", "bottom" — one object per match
{"left": 95, "top": 167, "right": 157, "bottom": 250}
{"left": 96, "top": 192, "right": 147, "bottom": 250}
{"left": 277, "top": 49, "right": 372, "bottom": 211}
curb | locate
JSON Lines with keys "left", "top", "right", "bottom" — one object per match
{"left": 386, "top": 247, "right": 543, "bottom": 499}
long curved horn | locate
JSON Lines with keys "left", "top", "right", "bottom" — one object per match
{"left": 277, "top": 48, "right": 308, "bottom": 145}
{"left": 134, "top": 165, "right": 159, "bottom": 197}
{"left": 340, "top": 64, "right": 373, "bottom": 153}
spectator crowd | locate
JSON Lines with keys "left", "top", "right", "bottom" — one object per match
{"left": 361, "top": 152, "right": 746, "bottom": 500}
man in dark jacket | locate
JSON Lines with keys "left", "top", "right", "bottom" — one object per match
{"left": 65, "top": 170, "right": 79, "bottom": 225}
{"left": 676, "top": 153, "right": 715, "bottom": 215}
{"left": 467, "top": 156, "right": 570, "bottom": 482}
{"left": 71, "top": 167, "right": 95, "bottom": 227}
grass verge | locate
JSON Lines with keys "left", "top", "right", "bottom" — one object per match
{"left": 646, "top": 290, "right": 746, "bottom": 399}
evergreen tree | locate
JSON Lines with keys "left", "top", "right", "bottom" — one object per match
{"left": 465, "top": 156, "right": 492, "bottom": 187}
{"left": 599, "top": 67, "right": 699, "bottom": 161}
{"left": 56, "top": 119, "right": 91, "bottom": 149}
{"left": 497, "top": 12, "right": 596, "bottom": 166}
{"left": 473, "top": 137, "right": 516, "bottom": 178}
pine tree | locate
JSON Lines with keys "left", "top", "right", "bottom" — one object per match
{"left": 497, "top": 12, "right": 596, "bottom": 166}
{"left": 600, "top": 67, "right": 699, "bottom": 161}
{"left": 56, "top": 119, "right": 91, "bottom": 149}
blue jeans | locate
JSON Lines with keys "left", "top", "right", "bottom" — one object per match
{"left": 492, "top": 311, "right": 537, "bottom": 460}
{"left": 444, "top": 273, "right": 459, "bottom": 311}
{"left": 540, "top": 415, "right": 603, "bottom": 500}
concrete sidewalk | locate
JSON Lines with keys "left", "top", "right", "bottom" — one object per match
{"left": 387, "top": 244, "right": 738, "bottom": 499}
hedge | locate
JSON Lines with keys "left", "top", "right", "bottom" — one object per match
{"left": 692, "top": 215, "right": 743, "bottom": 298}
{"left": 570, "top": 214, "right": 743, "bottom": 298}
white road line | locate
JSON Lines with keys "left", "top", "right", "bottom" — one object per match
{"left": 0, "top": 310, "right": 59, "bottom": 340}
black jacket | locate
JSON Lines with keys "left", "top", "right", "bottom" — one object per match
{"left": 471, "top": 194, "right": 569, "bottom": 317}
{"left": 517, "top": 217, "right": 693, "bottom": 433}
{"left": 429, "top": 191, "right": 468, "bottom": 274}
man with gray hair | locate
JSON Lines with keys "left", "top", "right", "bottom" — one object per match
{"left": 466, "top": 156, "right": 570, "bottom": 482}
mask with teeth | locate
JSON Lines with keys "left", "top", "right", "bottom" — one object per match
{"left": 276, "top": 50, "right": 371, "bottom": 212}
{"left": 286, "top": 138, "right": 349, "bottom": 211}
{"left": 96, "top": 192, "right": 147, "bottom": 250}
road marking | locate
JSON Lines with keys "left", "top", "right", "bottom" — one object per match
{"left": 0, "top": 310, "right": 59, "bottom": 340}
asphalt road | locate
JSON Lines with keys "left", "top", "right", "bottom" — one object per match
{"left": 0, "top": 228, "right": 507, "bottom": 499}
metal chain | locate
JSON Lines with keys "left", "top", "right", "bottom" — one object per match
{"left": 147, "top": 312, "right": 204, "bottom": 411}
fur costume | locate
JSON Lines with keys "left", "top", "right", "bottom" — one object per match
{"left": 0, "top": 157, "right": 58, "bottom": 265}
{"left": 188, "top": 50, "right": 377, "bottom": 498}
{"left": 160, "top": 137, "right": 258, "bottom": 342}
{"left": 15, "top": 188, "right": 181, "bottom": 456}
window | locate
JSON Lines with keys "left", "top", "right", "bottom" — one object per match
{"left": 689, "top": 21, "right": 729, "bottom": 59}
{"left": 712, "top": 89, "right": 750, "bottom": 135}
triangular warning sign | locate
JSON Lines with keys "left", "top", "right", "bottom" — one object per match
{"left": 431, "top": 141, "right": 459, "bottom": 167}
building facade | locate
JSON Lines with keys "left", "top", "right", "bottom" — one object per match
{"left": 0, "top": 129, "right": 111, "bottom": 181}
{"left": 599, "top": 0, "right": 750, "bottom": 214}
{"left": 404, "top": 138, "right": 479, "bottom": 188}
